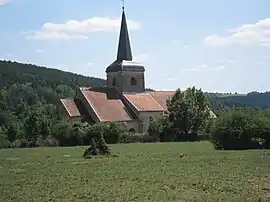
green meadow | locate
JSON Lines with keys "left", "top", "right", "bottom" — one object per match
{"left": 1, "top": 142, "right": 270, "bottom": 201}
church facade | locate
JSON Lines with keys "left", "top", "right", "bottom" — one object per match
{"left": 60, "top": 8, "right": 216, "bottom": 133}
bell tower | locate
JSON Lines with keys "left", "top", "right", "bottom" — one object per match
{"left": 106, "top": 5, "right": 145, "bottom": 93}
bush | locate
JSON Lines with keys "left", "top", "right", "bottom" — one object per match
{"left": 104, "top": 122, "right": 121, "bottom": 144}
{"left": 12, "top": 139, "right": 29, "bottom": 148}
{"left": 175, "top": 132, "right": 199, "bottom": 142}
{"left": 51, "top": 120, "right": 89, "bottom": 146}
{"left": 83, "top": 138, "right": 99, "bottom": 158}
{"left": 35, "top": 136, "right": 59, "bottom": 147}
{"left": 46, "top": 136, "right": 59, "bottom": 147}
{"left": 210, "top": 108, "right": 270, "bottom": 150}
{"left": 86, "top": 122, "right": 121, "bottom": 144}
{"left": 51, "top": 120, "right": 72, "bottom": 146}
{"left": 120, "top": 133, "right": 159, "bottom": 143}
{"left": 148, "top": 118, "right": 176, "bottom": 142}
{"left": 83, "top": 129, "right": 111, "bottom": 158}
{"left": 0, "top": 134, "right": 11, "bottom": 149}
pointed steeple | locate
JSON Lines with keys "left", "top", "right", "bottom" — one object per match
{"left": 116, "top": 8, "right": 133, "bottom": 61}
{"left": 105, "top": 6, "right": 144, "bottom": 74}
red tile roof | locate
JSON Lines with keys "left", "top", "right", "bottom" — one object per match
{"left": 123, "top": 93, "right": 164, "bottom": 111}
{"left": 80, "top": 87, "right": 134, "bottom": 122}
{"left": 60, "top": 98, "right": 81, "bottom": 117}
{"left": 148, "top": 91, "right": 175, "bottom": 110}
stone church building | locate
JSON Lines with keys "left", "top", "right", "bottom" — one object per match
{"left": 60, "top": 8, "right": 216, "bottom": 133}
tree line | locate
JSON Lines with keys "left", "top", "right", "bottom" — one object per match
{"left": 0, "top": 60, "right": 270, "bottom": 150}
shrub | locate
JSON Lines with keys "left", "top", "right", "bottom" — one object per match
{"left": 51, "top": 120, "right": 88, "bottom": 146}
{"left": 104, "top": 122, "right": 121, "bottom": 144}
{"left": 147, "top": 118, "right": 176, "bottom": 142}
{"left": 35, "top": 136, "right": 58, "bottom": 147}
{"left": 175, "top": 132, "right": 199, "bottom": 142}
{"left": 96, "top": 134, "right": 111, "bottom": 155}
{"left": 87, "top": 122, "right": 121, "bottom": 144}
{"left": 51, "top": 120, "right": 72, "bottom": 146}
{"left": 148, "top": 119, "right": 162, "bottom": 138}
{"left": 35, "top": 136, "right": 47, "bottom": 147}
{"left": 83, "top": 138, "right": 99, "bottom": 158}
{"left": 12, "top": 139, "right": 29, "bottom": 148}
{"left": 210, "top": 108, "right": 270, "bottom": 150}
{"left": 83, "top": 128, "right": 111, "bottom": 158}
{"left": 120, "top": 133, "right": 159, "bottom": 143}
{"left": 46, "top": 136, "right": 59, "bottom": 147}
{"left": 0, "top": 134, "right": 11, "bottom": 149}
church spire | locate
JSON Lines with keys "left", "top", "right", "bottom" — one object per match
{"left": 116, "top": 6, "right": 133, "bottom": 61}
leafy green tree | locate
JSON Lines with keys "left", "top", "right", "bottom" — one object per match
{"left": 51, "top": 120, "right": 72, "bottom": 146}
{"left": 55, "top": 84, "right": 75, "bottom": 98}
{"left": 166, "top": 87, "right": 209, "bottom": 135}
{"left": 6, "top": 123, "right": 21, "bottom": 142}
{"left": 104, "top": 122, "right": 122, "bottom": 144}
{"left": 210, "top": 108, "right": 270, "bottom": 150}
{"left": 24, "top": 104, "right": 57, "bottom": 140}
{"left": 0, "top": 111, "right": 9, "bottom": 127}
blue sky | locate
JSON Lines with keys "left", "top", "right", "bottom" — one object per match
{"left": 1, "top": 0, "right": 270, "bottom": 93}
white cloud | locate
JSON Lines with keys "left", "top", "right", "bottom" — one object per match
{"left": 35, "top": 49, "right": 44, "bottom": 53}
{"left": 255, "top": 61, "right": 263, "bottom": 65}
{"left": 165, "top": 77, "right": 176, "bottom": 82}
{"left": 180, "top": 64, "right": 225, "bottom": 73}
{"left": 0, "top": 0, "right": 9, "bottom": 6}
{"left": 171, "top": 41, "right": 189, "bottom": 48}
{"left": 87, "top": 62, "right": 93, "bottom": 66}
{"left": 215, "top": 66, "right": 225, "bottom": 70}
{"left": 196, "top": 64, "right": 208, "bottom": 68}
{"left": 203, "top": 18, "right": 270, "bottom": 47}
{"left": 134, "top": 53, "right": 148, "bottom": 63}
{"left": 216, "top": 59, "right": 225, "bottom": 63}
{"left": 264, "top": 55, "right": 270, "bottom": 59}
{"left": 227, "top": 60, "right": 236, "bottom": 64}
{"left": 216, "top": 59, "right": 236, "bottom": 64}
{"left": 25, "top": 17, "right": 141, "bottom": 40}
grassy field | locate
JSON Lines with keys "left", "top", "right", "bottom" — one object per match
{"left": 0, "top": 142, "right": 270, "bottom": 202}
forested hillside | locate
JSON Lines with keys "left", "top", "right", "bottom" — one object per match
{"left": 0, "top": 60, "right": 105, "bottom": 89}
{"left": 0, "top": 60, "right": 270, "bottom": 148}
{"left": 0, "top": 60, "right": 105, "bottom": 127}
{"left": 1, "top": 60, "right": 270, "bottom": 129}
{"left": 0, "top": 60, "right": 106, "bottom": 102}
{"left": 205, "top": 91, "right": 270, "bottom": 110}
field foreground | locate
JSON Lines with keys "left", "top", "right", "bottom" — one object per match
{"left": 0, "top": 142, "right": 270, "bottom": 201}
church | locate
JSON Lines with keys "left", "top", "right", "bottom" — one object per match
{"left": 60, "top": 7, "right": 217, "bottom": 133}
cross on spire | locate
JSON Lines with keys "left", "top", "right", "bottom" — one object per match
{"left": 121, "top": 0, "right": 124, "bottom": 10}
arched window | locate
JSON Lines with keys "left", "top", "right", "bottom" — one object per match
{"left": 130, "top": 77, "right": 137, "bottom": 86}
{"left": 129, "top": 128, "right": 136, "bottom": 135}
{"left": 112, "top": 78, "right": 116, "bottom": 86}
{"left": 149, "top": 117, "right": 153, "bottom": 122}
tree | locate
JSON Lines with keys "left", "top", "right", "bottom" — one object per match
{"left": 23, "top": 104, "right": 57, "bottom": 140}
{"left": 166, "top": 87, "right": 209, "bottom": 136}
{"left": 210, "top": 108, "right": 270, "bottom": 150}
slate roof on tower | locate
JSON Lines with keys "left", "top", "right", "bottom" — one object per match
{"left": 117, "top": 9, "right": 132, "bottom": 61}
